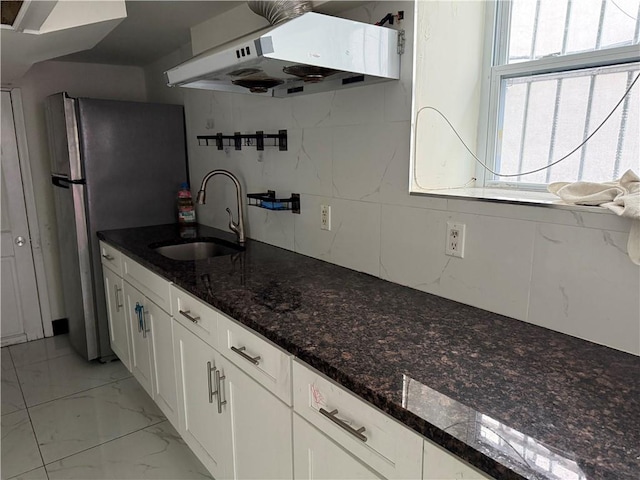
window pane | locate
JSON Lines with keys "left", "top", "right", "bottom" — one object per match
{"left": 494, "top": 63, "right": 640, "bottom": 185}
{"left": 507, "top": 0, "right": 640, "bottom": 64}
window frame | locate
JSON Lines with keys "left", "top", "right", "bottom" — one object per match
{"left": 477, "top": 0, "right": 640, "bottom": 191}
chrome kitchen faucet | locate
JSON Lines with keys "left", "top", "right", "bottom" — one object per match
{"left": 196, "top": 169, "right": 246, "bottom": 245}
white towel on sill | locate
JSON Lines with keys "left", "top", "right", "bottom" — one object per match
{"left": 548, "top": 169, "right": 640, "bottom": 265}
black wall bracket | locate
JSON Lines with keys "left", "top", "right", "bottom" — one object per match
{"left": 197, "top": 130, "right": 288, "bottom": 151}
{"left": 247, "top": 191, "right": 300, "bottom": 214}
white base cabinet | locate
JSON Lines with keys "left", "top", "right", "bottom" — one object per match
{"left": 293, "top": 414, "right": 383, "bottom": 480}
{"left": 101, "top": 244, "right": 497, "bottom": 480}
{"left": 173, "top": 319, "right": 294, "bottom": 480}
{"left": 101, "top": 242, "right": 178, "bottom": 429}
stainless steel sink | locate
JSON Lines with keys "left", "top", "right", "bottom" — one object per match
{"left": 152, "top": 240, "right": 242, "bottom": 261}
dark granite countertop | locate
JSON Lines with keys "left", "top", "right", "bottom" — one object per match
{"left": 98, "top": 223, "right": 640, "bottom": 480}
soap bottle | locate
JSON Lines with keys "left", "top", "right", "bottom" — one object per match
{"left": 177, "top": 182, "right": 197, "bottom": 224}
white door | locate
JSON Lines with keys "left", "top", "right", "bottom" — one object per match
{"left": 173, "top": 321, "right": 232, "bottom": 479}
{"left": 293, "top": 414, "right": 384, "bottom": 480}
{"left": 1, "top": 90, "right": 43, "bottom": 346}
{"left": 223, "top": 356, "right": 293, "bottom": 479}
{"left": 103, "top": 267, "right": 130, "bottom": 370}
{"left": 123, "top": 281, "right": 154, "bottom": 397}
{"left": 150, "top": 304, "right": 178, "bottom": 428}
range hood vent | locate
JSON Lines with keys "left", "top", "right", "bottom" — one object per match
{"left": 165, "top": 12, "right": 401, "bottom": 98}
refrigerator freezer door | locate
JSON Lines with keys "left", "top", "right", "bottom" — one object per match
{"left": 50, "top": 179, "right": 98, "bottom": 360}
{"left": 76, "top": 98, "right": 187, "bottom": 231}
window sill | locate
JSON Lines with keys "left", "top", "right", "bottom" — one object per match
{"left": 410, "top": 186, "right": 615, "bottom": 215}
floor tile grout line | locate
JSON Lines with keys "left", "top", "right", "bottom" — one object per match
{"left": 9, "top": 348, "right": 49, "bottom": 476}
{"left": 1, "top": 355, "right": 23, "bottom": 417}
{"left": 41, "top": 418, "right": 169, "bottom": 468}
{"left": 10, "top": 348, "right": 79, "bottom": 370}
{"left": 6, "top": 465, "right": 49, "bottom": 480}
{"left": 23, "top": 373, "right": 134, "bottom": 409}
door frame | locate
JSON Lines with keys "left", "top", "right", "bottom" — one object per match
{"left": 2, "top": 88, "right": 53, "bottom": 338}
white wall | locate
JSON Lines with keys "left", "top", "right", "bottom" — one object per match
{"left": 144, "top": 44, "right": 191, "bottom": 105}
{"left": 15, "top": 61, "right": 147, "bottom": 324}
{"left": 178, "top": 1, "right": 639, "bottom": 355}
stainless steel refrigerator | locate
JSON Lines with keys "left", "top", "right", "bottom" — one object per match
{"left": 46, "top": 92, "right": 187, "bottom": 361}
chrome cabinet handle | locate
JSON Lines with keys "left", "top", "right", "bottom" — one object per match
{"left": 207, "top": 361, "right": 215, "bottom": 404}
{"left": 102, "top": 253, "right": 114, "bottom": 261}
{"left": 114, "top": 285, "right": 122, "bottom": 312}
{"left": 179, "top": 309, "right": 200, "bottom": 324}
{"left": 231, "top": 346, "right": 261, "bottom": 365}
{"left": 215, "top": 368, "right": 227, "bottom": 414}
{"left": 141, "top": 309, "right": 149, "bottom": 338}
{"left": 135, "top": 303, "right": 143, "bottom": 333}
{"left": 319, "top": 408, "right": 367, "bottom": 443}
{"left": 134, "top": 303, "right": 148, "bottom": 338}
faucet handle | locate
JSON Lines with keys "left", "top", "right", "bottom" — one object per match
{"left": 226, "top": 207, "right": 240, "bottom": 235}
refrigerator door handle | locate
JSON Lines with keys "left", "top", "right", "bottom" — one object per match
{"left": 52, "top": 176, "right": 70, "bottom": 189}
{"left": 51, "top": 176, "right": 86, "bottom": 189}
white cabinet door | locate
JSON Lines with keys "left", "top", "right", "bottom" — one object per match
{"left": 123, "top": 281, "right": 154, "bottom": 397}
{"left": 174, "top": 321, "right": 232, "bottom": 480}
{"left": 293, "top": 414, "right": 383, "bottom": 480}
{"left": 103, "top": 267, "right": 130, "bottom": 370}
{"left": 221, "top": 356, "right": 293, "bottom": 479}
{"left": 149, "top": 302, "right": 178, "bottom": 428}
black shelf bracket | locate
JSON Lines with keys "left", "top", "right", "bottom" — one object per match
{"left": 197, "top": 130, "right": 288, "bottom": 151}
{"left": 247, "top": 190, "right": 300, "bottom": 214}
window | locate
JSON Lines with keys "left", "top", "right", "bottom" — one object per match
{"left": 485, "top": 0, "right": 640, "bottom": 188}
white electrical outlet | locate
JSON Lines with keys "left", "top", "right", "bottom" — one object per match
{"left": 445, "top": 222, "right": 466, "bottom": 258}
{"left": 320, "top": 205, "right": 331, "bottom": 231}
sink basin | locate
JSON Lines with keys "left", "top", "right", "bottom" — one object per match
{"left": 151, "top": 239, "right": 242, "bottom": 261}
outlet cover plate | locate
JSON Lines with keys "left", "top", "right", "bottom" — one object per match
{"left": 446, "top": 222, "right": 465, "bottom": 258}
{"left": 321, "top": 205, "right": 331, "bottom": 231}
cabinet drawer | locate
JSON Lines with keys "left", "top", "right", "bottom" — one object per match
{"left": 122, "top": 255, "right": 171, "bottom": 313}
{"left": 99, "top": 241, "right": 122, "bottom": 276}
{"left": 424, "top": 440, "right": 493, "bottom": 479}
{"left": 217, "top": 313, "right": 292, "bottom": 406}
{"left": 293, "top": 360, "right": 423, "bottom": 480}
{"left": 170, "top": 286, "right": 218, "bottom": 350}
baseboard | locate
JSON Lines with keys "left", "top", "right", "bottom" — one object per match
{"left": 51, "top": 318, "right": 69, "bottom": 336}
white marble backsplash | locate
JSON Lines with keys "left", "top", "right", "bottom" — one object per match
{"left": 170, "top": 1, "right": 640, "bottom": 355}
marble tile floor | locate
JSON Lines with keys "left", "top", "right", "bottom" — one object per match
{"left": 1, "top": 335, "right": 211, "bottom": 480}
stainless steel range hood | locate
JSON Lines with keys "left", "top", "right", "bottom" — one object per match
{"left": 165, "top": 12, "right": 401, "bottom": 98}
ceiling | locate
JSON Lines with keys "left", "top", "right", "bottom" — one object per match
{"left": 58, "top": 1, "right": 243, "bottom": 66}
{"left": 55, "top": 0, "right": 366, "bottom": 67}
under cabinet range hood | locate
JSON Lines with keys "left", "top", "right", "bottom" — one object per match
{"left": 165, "top": 12, "right": 402, "bottom": 98}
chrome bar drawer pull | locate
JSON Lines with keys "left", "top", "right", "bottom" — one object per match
{"left": 114, "top": 285, "right": 122, "bottom": 312}
{"left": 319, "top": 408, "right": 368, "bottom": 443}
{"left": 207, "top": 361, "right": 215, "bottom": 404}
{"left": 179, "top": 309, "right": 200, "bottom": 324}
{"left": 102, "top": 253, "right": 114, "bottom": 261}
{"left": 215, "top": 368, "right": 227, "bottom": 414}
{"left": 141, "top": 309, "right": 149, "bottom": 338}
{"left": 135, "top": 303, "right": 143, "bottom": 333}
{"left": 231, "top": 346, "right": 261, "bottom": 365}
